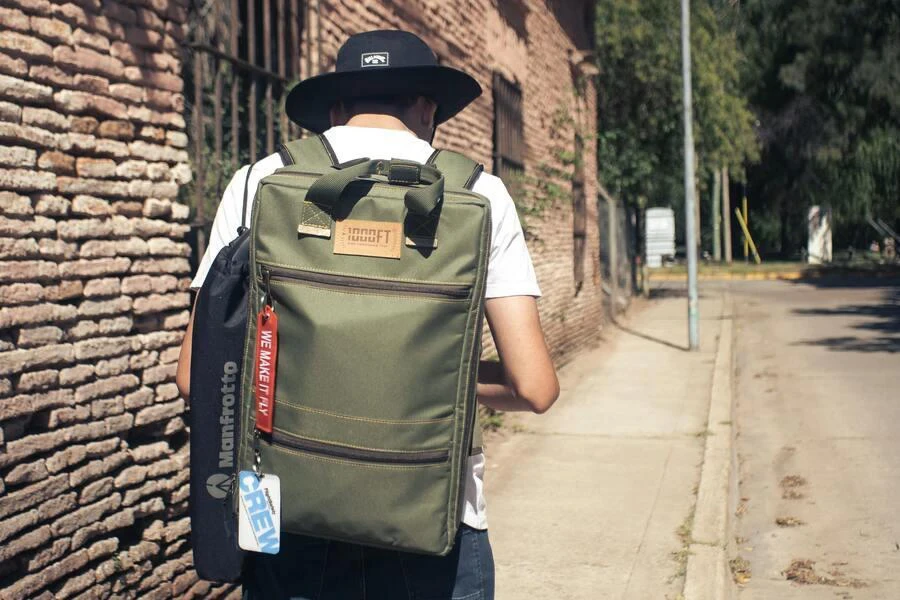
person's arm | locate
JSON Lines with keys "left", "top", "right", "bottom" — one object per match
{"left": 477, "top": 296, "right": 559, "bottom": 413}
{"left": 175, "top": 300, "right": 198, "bottom": 399}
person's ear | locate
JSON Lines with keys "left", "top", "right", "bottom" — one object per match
{"left": 330, "top": 102, "right": 346, "bottom": 126}
{"left": 418, "top": 97, "right": 437, "bottom": 128}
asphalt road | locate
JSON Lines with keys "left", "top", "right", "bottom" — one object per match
{"left": 730, "top": 277, "right": 900, "bottom": 598}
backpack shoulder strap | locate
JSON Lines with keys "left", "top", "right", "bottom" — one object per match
{"left": 426, "top": 149, "right": 484, "bottom": 191}
{"left": 278, "top": 134, "right": 339, "bottom": 170}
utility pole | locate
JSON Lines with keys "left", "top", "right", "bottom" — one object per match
{"left": 681, "top": 0, "right": 699, "bottom": 350}
{"left": 712, "top": 170, "right": 722, "bottom": 261}
{"left": 722, "top": 166, "right": 732, "bottom": 264}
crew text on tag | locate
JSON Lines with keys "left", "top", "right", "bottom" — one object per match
{"left": 254, "top": 305, "right": 277, "bottom": 433}
{"left": 237, "top": 471, "right": 281, "bottom": 554}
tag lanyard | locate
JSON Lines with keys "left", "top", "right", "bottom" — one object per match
{"left": 253, "top": 270, "right": 278, "bottom": 476}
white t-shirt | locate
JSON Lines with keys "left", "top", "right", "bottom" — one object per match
{"left": 191, "top": 125, "right": 541, "bottom": 530}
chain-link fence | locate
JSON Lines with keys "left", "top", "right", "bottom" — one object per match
{"left": 598, "top": 193, "right": 639, "bottom": 315}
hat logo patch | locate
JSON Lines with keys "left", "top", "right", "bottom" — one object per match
{"left": 361, "top": 52, "right": 389, "bottom": 67}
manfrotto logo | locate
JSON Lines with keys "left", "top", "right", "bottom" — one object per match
{"left": 361, "top": 52, "right": 389, "bottom": 67}
{"left": 218, "top": 361, "right": 238, "bottom": 467}
{"left": 206, "top": 472, "right": 230, "bottom": 499}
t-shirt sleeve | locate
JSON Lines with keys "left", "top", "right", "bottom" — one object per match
{"left": 189, "top": 165, "right": 250, "bottom": 290}
{"left": 474, "top": 174, "right": 542, "bottom": 299}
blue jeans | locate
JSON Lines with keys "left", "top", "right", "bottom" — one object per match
{"left": 241, "top": 525, "right": 495, "bottom": 600}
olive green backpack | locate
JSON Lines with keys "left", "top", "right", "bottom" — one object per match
{"left": 237, "top": 135, "right": 489, "bottom": 556}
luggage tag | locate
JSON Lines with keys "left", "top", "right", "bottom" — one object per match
{"left": 237, "top": 471, "right": 281, "bottom": 554}
{"left": 254, "top": 302, "right": 278, "bottom": 434}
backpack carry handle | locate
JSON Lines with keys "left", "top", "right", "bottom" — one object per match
{"left": 306, "top": 158, "right": 444, "bottom": 216}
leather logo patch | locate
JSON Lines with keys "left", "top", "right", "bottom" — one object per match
{"left": 333, "top": 219, "right": 402, "bottom": 259}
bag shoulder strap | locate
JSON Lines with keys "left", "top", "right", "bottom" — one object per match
{"left": 426, "top": 149, "right": 483, "bottom": 191}
{"left": 279, "top": 134, "right": 339, "bottom": 170}
{"left": 238, "top": 162, "right": 254, "bottom": 233}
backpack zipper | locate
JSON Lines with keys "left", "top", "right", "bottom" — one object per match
{"left": 262, "top": 266, "right": 471, "bottom": 300}
{"left": 270, "top": 429, "right": 450, "bottom": 465}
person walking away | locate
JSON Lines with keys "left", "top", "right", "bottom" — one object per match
{"left": 177, "top": 30, "right": 559, "bottom": 600}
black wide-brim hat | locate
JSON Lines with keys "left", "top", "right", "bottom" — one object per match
{"left": 285, "top": 30, "right": 482, "bottom": 133}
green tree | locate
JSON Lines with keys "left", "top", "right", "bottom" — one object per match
{"left": 736, "top": 0, "right": 900, "bottom": 253}
{"left": 594, "top": 0, "right": 758, "bottom": 243}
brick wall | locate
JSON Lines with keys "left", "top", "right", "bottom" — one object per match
{"left": 0, "top": 0, "right": 600, "bottom": 598}
{"left": 0, "top": 0, "right": 235, "bottom": 597}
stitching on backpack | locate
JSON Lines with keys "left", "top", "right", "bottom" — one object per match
{"left": 259, "top": 261, "right": 472, "bottom": 287}
{"left": 270, "top": 280, "right": 466, "bottom": 303}
{"left": 268, "top": 445, "right": 447, "bottom": 470}
{"left": 274, "top": 401, "right": 454, "bottom": 424}
{"left": 271, "top": 428, "right": 450, "bottom": 455}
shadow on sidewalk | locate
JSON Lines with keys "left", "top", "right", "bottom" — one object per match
{"left": 611, "top": 317, "right": 689, "bottom": 352}
{"left": 791, "top": 286, "right": 900, "bottom": 353}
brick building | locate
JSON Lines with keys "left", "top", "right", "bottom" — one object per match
{"left": 0, "top": 0, "right": 599, "bottom": 597}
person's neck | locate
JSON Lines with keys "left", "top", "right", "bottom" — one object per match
{"left": 344, "top": 114, "right": 414, "bottom": 135}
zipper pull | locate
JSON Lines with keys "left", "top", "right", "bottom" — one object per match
{"left": 262, "top": 267, "right": 272, "bottom": 309}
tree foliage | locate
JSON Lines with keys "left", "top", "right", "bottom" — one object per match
{"left": 594, "top": 0, "right": 758, "bottom": 210}
{"left": 735, "top": 0, "right": 900, "bottom": 252}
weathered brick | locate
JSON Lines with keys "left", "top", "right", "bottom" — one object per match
{"left": 72, "top": 193, "right": 112, "bottom": 214}
{"left": 116, "top": 236, "right": 149, "bottom": 255}
{"left": 94, "top": 354, "right": 129, "bottom": 377}
{"left": 22, "top": 106, "right": 68, "bottom": 131}
{"left": 134, "top": 398, "right": 184, "bottom": 426}
{"left": 139, "top": 124, "right": 165, "bottom": 142}
{"left": 78, "top": 295, "right": 133, "bottom": 318}
{"left": 0, "top": 146, "right": 36, "bottom": 168}
{"left": 121, "top": 274, "right": 152, "bottom": 294}
{"left": 37, "top": 491, "right": 77, "bottom": 523}
{"left": 141, "top": 363, "right": 176, "bottom": 385}
{"left": 39, "top": 402, "right": 90, "bottom": 428}
{"left": 123, "top": 386, "right": 154, "bottom": 409}
{"left": 59, "top": 257, "right": 131, "bottom": 277}
{"left": 90, "top": 395, "right": 124, "bottom": 418}
{"left": 0, "top": 474, "right": 68, "bottom": 519}
{"left": 69, "top": 115, "right": 98, "bottom": 134}
{"left": 0, "top": 30, "right": 52, "bottom": 61}
{"left": 55, "top": 569, "right": 95, "bottom": 599}
{"left": 95, "top": 137, "right": 130, "bottom": 157}
{"left": 5, "top": 458, "right": 49, "bottom": 486}
{"left": 73, "top": 335, "right": 135, "bottom": 361}
{"left": 46, "top": 280, "right": 84, "bottom": 301}
{"left": 4, "top": 548, "right": 90, "bottom": 598}
{"left": 0, "top": 7, "right": 30, "bottom": 32}
{"left": 54, "top": 90, "right": 128, "bottom": 119}
{"left": 130, "top": 257, "right": 190, "bottom": 274}
{"left": 147, "top": 237, "right": 189, "bottom": 256}
{"left": 105, "top": 411, "right": 133, "bottom": 434}
{"left": 0, "top": 214, "right": 56, "bottom": 237}
{"left": 25, "top": 537, "right": 70, "bottom": 573}
{"left": 133, "top": 292, "right": 189, "bottom": 315}
{"left": 53, "top": 45, "right": 124, "bottom": 80}
{"left": 75, "top": 373, "right": 139, "bottom": 403}
{"left": 68, "top": 320, "right": 101, "bottom": 341}
{"left": 140, "top": 330, "right": 181, "bottom": 350}
{"left": 0, "top": 167, "right": 56, "bottom": 191}
{"left": 72, "top": 27, "right": 110, "bottom": 51}
{"left": 0, "top": 508, "right": 37, "bottom": 545}
{"left": 36, "top": 150, "right": 75, "bottom": 173}
{"left": 0, "top": 524, "right": 51, "bottom": 562}
{"left": 0, "top": 303, "right": 77, "bottom": 330}
{"left": 18, "top": 325, "right": 64, "bottom": 348}
{"left": 83, "top": 277, "right": 120, "bottom": 297}
{"left": 0, "top": 121, "right": 57, "bottom": 148}
{"left": 74, "top": 154, "right": 116, "bottom": 177}
{"left": 16, "top": 368, "right": 59, "bottom": 391}
{"left": 28, "top": 63, "right": 73, "bottom": 87}
{"left": 0, "top": 49, "right": 28, "bottom": 77}
{"left": 0, "top": 236, "right": 39, "bottom": 257}
{"left": 0, "top": 259, "right": 56, "bottom": 282}
{"left": 0, "top": 98, "right": 21, "bottom": 120}
{"left": 34, "top": 193, "right": 71, "bottom": 215}
{"left": 128, "top": 139, "right": 186, "bottom": 162}
{"left": 59, "top": 364, "right": 94, "bottom": 385}
{"left": 30, "top": 16, "right": 73, "bottom": 44}
{"left": 56, "top": 175, "right": 129, "bottom": 196}
{"left": 79, "top": 476, "right": 114, "bottom": 504}
{"left": 45, "top": 444, "right": 87, "bottom": 474}
{"left": 98, "top": 119, "right": 135, "bottom": 139}
{"left": 68, "top": 451, "right": 128, "bottom": 489}
{"left": 38, "top": 239, "right": 77, "bottom": 261}
{"left": 0, "top": 73, "right": 52, "bottom": 105}
{"left": 98, "top": 315, "right": 133, "bottom": 335}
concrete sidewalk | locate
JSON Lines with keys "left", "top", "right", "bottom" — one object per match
{"left": 484, "top": 290, "right": 727, "bottom": 599}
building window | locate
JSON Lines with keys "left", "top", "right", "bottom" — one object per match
{"left": 492, "top": 73, "right": 525, "bottom": 194}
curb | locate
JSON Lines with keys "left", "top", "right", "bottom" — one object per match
{"left": 683, "top": 293, "right": 736, "bottom": 600}
{"left": 650, "top": 271, "right": 804, "bottom": 282}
